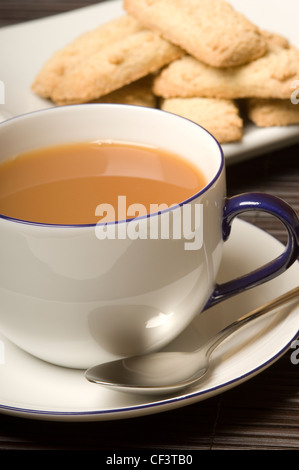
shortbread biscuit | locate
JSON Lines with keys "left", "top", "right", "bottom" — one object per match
{"left": 94, "top": 75, "right": 156, "bottom": 107}
{"left": 260, "top": 30, "right": 290, "bottom": 49}
{"left": 161, "top": 97, "right": 243, "bottom": 143}
{"left": 153, "top": 45, "right": 299, "bottom": 100}
{"left": 124, "top": 0, "right": 267, "bottom": 68}
{"left": 246, "top": 98, "right": 299, "bottom": 127}
{"left": 32, "top": 15, "right": 144, "bottom": 98}
{"left": 51, "top": 30, "right": 184, "bottom": 105}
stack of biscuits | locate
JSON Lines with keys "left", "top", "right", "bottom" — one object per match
{"left": 32, "top": 0, "right": 299, "bottom": 144}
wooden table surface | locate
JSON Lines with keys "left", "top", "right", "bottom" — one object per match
{"left": 0, "top": 0, "right": 299, "bottom": 454}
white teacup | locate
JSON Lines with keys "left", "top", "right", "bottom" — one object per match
{"left": 0, "top": 104, "right": 298, "bottom": 369}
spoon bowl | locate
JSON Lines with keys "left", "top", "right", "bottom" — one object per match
{"left": 85, "top": 286, "right": 299, "bottom": 395}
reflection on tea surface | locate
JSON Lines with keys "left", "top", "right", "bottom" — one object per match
{"left": 0, "top": 141, "right": 207, "bottom": 225}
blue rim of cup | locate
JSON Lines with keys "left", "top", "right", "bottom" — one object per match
{"left": 0, "top": 104, "right": 225, "bottom": 228}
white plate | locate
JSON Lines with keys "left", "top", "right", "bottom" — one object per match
{"left": 0, "top": 218, "right": 298, "bottom": 422}
{"left": 0, "top": 0, "right": 299, "bottom": 164}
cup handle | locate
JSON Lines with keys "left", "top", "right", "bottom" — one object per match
{"left": 204, "top": 193, "right": 299, "bottom": 310}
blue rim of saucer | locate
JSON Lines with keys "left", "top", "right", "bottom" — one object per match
{"left": 0, "top": 333, "right": 297, "bottom": 419}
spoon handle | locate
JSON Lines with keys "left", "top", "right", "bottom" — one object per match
{"left": 204, "top": 286, "right": 299, "bottom": 357}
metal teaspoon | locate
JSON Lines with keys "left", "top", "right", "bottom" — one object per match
{"left": 85, "top": 286, "right": 299, "bottom": 395}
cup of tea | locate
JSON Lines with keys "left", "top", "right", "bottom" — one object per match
{"left": 0, "top": 104, "right": 298, "bottom": 368}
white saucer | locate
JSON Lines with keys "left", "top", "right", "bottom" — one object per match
{"left": 1, "top": 0, "right": 299, "bottom": 164}
{"left": 0, "top": 218, "right": 298, "bottom": 422}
